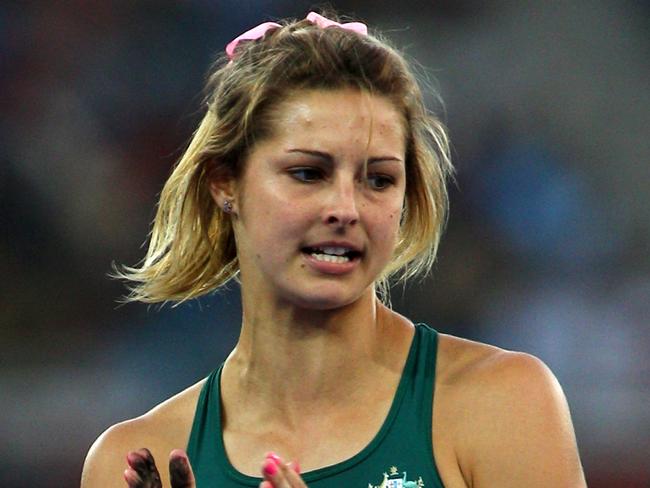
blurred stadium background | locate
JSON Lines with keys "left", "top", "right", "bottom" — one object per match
{"left": 1, "top": 1, "right": 648, "bottom": 486}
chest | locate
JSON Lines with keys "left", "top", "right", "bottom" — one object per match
{"left": 221, "top": 396, "right": 395, "bottom": 477}
{"left": 217, "top": 392, "right": 468, "bottom": 488}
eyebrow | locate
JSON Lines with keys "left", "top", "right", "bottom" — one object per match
{"left": 286, "top": 148, "right": 403, "bottom": 164}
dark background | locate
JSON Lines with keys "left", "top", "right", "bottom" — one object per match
{"left": 1, "top": 1, "right": 648, "bottom": 486}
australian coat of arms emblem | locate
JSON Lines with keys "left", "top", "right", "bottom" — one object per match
{"left": 368, "top": 466, "right": 424, "bottom": 488}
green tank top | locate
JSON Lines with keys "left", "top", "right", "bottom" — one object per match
{"left": 187, "top": 323, "right": 445, "bottom": 487}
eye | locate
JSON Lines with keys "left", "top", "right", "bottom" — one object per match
{"left": 367, "top": 173, "right": 395, "bottom": 190}
{"left": 289, "top": 167, "right": 324, "bottom": 182}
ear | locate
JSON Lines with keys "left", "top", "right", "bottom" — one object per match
{"left": 208, "top": 169, "right": 238, "bottom": 214}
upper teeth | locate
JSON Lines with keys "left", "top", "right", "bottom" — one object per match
{"left": 316, "top": 247, "right": 349, "bottom": 256}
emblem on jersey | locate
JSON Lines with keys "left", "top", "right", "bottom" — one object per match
{"left": 367, "top": 465, "right": 424, "bottom": 488}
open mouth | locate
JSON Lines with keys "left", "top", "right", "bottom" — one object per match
{"left": 301, "top": 246, "right": 363, "bottom": 264}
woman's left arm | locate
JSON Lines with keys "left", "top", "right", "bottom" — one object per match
{"left": 460, "top": 352, "right": 587, "bottom": 487}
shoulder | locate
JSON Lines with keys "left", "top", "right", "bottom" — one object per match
{"left": 435, "top": 334, "right": 570, "bottom": 440}
{"left": 81, "top": 378, "right": 206, "bottom": 488}
{"left": 436, "top": 333, "right": 561, "bottom": 399}
{"left": 433, "top": 334, "right": 586, "bottom": 487}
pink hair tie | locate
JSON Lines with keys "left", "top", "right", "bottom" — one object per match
{"left": 225, "top": 21, "right": 281, "bottom": 60}
{"left": 225, "top": 12, "right": 368, "bottom": 61}
{"left": 305, "top": 12, "right": 368, "bottom": 35}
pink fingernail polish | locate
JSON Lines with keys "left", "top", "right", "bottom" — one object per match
{"left": 266, "top": 452, "right": 281, "bottom": 464}
{"left": 263, "top": 459, "right": 278, "bottom": 476}
{"left": 290, "top": 460, "right": 301, "bottom": 474}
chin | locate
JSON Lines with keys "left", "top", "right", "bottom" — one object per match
{"left": 283, "top": 285, "right": 366, "bottom": 311}
{"left": 290, "top": 294, "right": 356, "bottom": 311}
{"left": 285, "top": 283, "right": 374, "bottom": 310}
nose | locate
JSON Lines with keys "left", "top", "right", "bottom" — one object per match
{"left": 323, "top": 176, "right": 360, "bottom": 228}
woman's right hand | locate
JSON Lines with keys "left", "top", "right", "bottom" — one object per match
{"left": 124, "top": 448, "right": 195, "bottom": 488}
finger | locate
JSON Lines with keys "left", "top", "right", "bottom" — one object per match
{"left": 264, "top": 452, "right": 300, "bottom": 476}
{"left": 283, "top": 462, "right": 307, "bottom": 488}
{"left": 261, "top": 456, "right": 306, "bottom": 488}
{"left": 287, "top": 460, "right": 301, "bottom": 475}
{"left": 169, "top": 449, "right": 196, "bottom": 488}
{"left": 124, "top": 466, "right": 142, "bottom": 487}
{"left": 126, "top": 448, "right": 163, "bottom": 488}
{"left": 262, "top": 457, "right": 290, "bottom": 488}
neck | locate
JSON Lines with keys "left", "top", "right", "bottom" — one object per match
{"left": 222, "top": 287, "right": 410, "bottom": 425}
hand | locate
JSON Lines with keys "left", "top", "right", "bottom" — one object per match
{"left": 124, "top": 448, "right": 195, "bottom": 488}
{"left": 260, "top": 452, "right": 307, "bottom": 488}
{"left": 123, "top": 448, "right": 308, "bottom": 488}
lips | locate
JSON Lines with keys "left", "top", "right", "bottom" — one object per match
{"left": 299, "top": 241, "right": 364, "bottom": 275}
{"left": 301, "top": 241, "right": 363, "bottom": 259}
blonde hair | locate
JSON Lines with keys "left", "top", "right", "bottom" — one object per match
{"left": 115, "top": 12, "right": 453, "bottom": 303}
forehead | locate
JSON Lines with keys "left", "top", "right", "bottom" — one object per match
{"left": 265, "top": 88, "right": 406, "bottom": 151}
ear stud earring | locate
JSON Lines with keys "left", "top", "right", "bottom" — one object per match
{"left": 223, "top": 200, "right": 233, "bottom": 213}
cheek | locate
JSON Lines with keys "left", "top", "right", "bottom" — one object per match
{"left": 247, "top": 198, "right": 311, "bottom": 251}
{"left": 370, "top": 202, "right": 403, "bottom": 244}
{"left": 386, "top": 197, "right": 405, "bottom": 225}
{"left": 240, "top": 178, "right": 295, "bottom": 226}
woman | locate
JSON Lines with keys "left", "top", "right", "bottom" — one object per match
{"left": 81, "top": 12, "right": 586, "bottom": 488}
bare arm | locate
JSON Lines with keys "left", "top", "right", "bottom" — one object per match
{"left": 81, "top": 422, "right": 137, "bottom": 488}
{"left": 458, "top": 352, "right": 586, "bottom": 487}
{"left": 82, "top": 419, "right": 201, "bottom": 488}
{"left": 81, "top": 420, "right": 162, "bottom": 488}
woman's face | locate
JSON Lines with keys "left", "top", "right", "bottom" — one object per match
{"left": 225, "top": 88, "right": 406, "bottom": 310}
